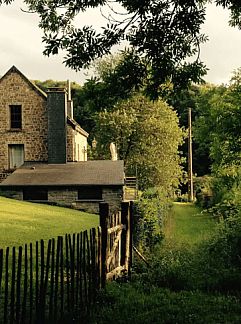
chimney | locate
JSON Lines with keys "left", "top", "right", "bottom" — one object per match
{"left": 47, "top": 88, "right": 67, "bottom": 164}
{"left": 110, "top": 143, "right": 118, "bottom": 161}
{"left": 67, "top": 80, "right": 74, "bottom": 119}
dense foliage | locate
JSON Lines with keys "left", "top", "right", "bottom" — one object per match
{"left": 2, "top": 1, "right": 241, "bottom": 98}
{"left": 189, "top": 71, "right": 241, "bottom": 216}
{"left": 95, "top": 94, "right": 185, "bottom": 190}
{"left": 14, "top": 0, "right": 208, "bottom": 98}
{"left": 133, "top": 188, "right": 172, "bottom": 252}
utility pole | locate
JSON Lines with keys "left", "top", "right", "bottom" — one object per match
{"left": 188, "top": 107, "right": 194, "bottom": 202}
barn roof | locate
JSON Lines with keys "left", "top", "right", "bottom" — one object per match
{"left": 0, "top": 161, "right": 124, "bottom": 186}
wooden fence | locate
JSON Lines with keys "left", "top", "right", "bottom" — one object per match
{"left": 0, "top": 201, "right": 133, "bottom": 323}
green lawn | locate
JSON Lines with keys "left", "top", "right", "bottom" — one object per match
{"left": 164, "top": 202, "right": 216, "bottom": 246}
{"left": 0, "top": 196, "right": 99, "bottom": 249}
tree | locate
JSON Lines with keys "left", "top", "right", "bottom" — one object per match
{"left": 73, "top": 50, "right": 147, "bottom": 134}
{"left": 94, "top": 94, "right": 185, "bottom": 191}
{"left": 194, "top": 78, "right": 241, "bottom": 173}
{"left": 2, "top": 1, "right": 241, "bottom": 96}
{"left": 0, "top": 0, "right": 209, "bottom": 97}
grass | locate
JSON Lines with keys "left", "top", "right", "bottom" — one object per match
{"left": 0, "top": 196, "right": 99, "bottom": 249}
{"left": 89, "top": 202, "right": 241, "bottom": 323}
{"left": 164, "top": 202, "right": 216, "bottom": 246}
{"left": 90, "top": 282, "right": 241, "bottom": 324}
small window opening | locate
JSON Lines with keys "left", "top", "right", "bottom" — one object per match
{"left": 10, "top": 105, "right": 22, "bottom": 129}
{"left": 23, "top": 188, "right": 48, "bottom": 201}
{"left": 78, "top": 186, "right": 102, "bottom": 200}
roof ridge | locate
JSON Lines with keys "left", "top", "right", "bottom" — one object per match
{"left": 0, "top": 65, "right": 47, "bottom": 99}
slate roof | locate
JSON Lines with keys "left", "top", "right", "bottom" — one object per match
{"left": 67, "top": 117, "right": 89, "bottom": 137}
{"left": 0, "top": 161, "right": 124, "bottom": 186}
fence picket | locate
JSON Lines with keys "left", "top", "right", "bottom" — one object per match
{"left": 79, "top": 231, "right": 83, "bottom": 306}
{"left": 10, "top": 246, "right": 16, "bottom": 324}
{"left": 0, "top": 201, "right": 133, "bottom": 323}
{"left": 43, "top": 239, "right": 51, "bottom": 319}
{"left": 16, "top": 246, "right": 22, "bottom": 324}
{"left": 4, "top": 246, "right": 9, "bottom": 324}
{"left": 49, "top": 238, "right": 55, "bottom": 322}
{"left": 65, "top": 233, "right": 70, "bottom": 313}
{"left": 35, "top": 241, "right": 39, "bottom": 321}
{"left": 76, "top": 233, "right": 80, "bottom": 307}
{"left": 68, "top": 234, "right": 75, "bottom": 310}
{"left": 83, "top": 230, "right": 88, "bottom": 307}
{"left": 54, "top": 236, "right": 60, "bottom": 321}
{"left": 60, "top": 237, "right": 64, "bottom": 319}
{"left": 38, "top": 240, "right": 45, "bottom": 323}
{"left": 99, "top": 203, "right": 108, "bottom": 288}
{"left": 21, "top": 244, "right": 28, "bottom": 323}
{"left": 0, "top": 249, "right": 3, "bottom": 304}
{"left": 86, "top": 230, "right": 91, "bottom": 306}
{"left": 29, "top": 243, "right": 33, "bottom": 324}
{"left": 97, "top": 227, "right": 102, "bottom": 289}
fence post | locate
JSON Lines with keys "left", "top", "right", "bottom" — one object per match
{"left": 129, "top": 201, "right": 134, "bottom": 278}
{"left": 0, "top": 249, "right": 3, "bottom": 303}
{"left": 99, "top": 202, "right": 109, "bottom": 288}
{"left": 121, "top": 201, "right": 130, "bottom": 271}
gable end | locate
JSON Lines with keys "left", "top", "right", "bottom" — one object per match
{"left": 0, "top": 66, "right": 47, "bottom": 100}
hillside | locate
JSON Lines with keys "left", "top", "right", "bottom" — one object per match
{"left": 0, "top": 196, "right": 99, "bottom": 248}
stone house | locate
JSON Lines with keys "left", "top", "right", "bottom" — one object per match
{"left": 0, "top": 66, "right": 124, "bottom": 212}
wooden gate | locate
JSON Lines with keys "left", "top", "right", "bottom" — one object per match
{"left": 99, "top": 202, "right": 133, "bottom": 286}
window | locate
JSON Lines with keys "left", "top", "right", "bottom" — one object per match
{"left": 8, "top": 144, "right": 24, "bottom": 169}
{"left": 23, "top": 187, "right": 48, "bottom": 201}
{"left": 78, "top": 186, "right": 102, "bottom": 200}
{"left": 10, "top": 105, "right": 22, "bottom": 129}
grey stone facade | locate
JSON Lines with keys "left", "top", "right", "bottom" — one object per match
{"left": 0, "top": 66, "right": 124, "bottom": 214}
{"left": 0, "top": 66, "right": 88, "bottom": 179}
{"left": 47, "top": 186, "right": 123, "bottom": 213}
{"left": 0, "top": 186, "right": 123, "bottom": 214}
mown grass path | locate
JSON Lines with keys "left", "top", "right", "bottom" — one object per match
{"left": 164, "top": 202, "right": 216, "bottom": 246}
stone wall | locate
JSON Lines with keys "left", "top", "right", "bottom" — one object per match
{"left": 48, "top": 186, "right": 123, "bottom": 213}
{"left": 0, "top": 188, "right": 23, "bottom": 200}
{"left": 2, "top": 185, "right": 124, "bottom": 214}
{"left": 102, "top": 187, "right": 123, "bottom": 212}
{"left": 48, "top": 188, "right": 77, "bottom": 205}
{"left": 67, "top": 126, "right": 74, "bottom": 162}
{"left": 0, "top": 69, "right": 48, "bottom": 170}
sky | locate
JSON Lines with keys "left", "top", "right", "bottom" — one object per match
{"left": 0, "top": 1, "right": 241, "bottom": 85}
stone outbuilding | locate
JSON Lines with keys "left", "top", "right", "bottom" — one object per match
{"left": 0, "top": 161, "right": 124, "bottom": 213}
{"left": 0, "top": 66, "right": 124, "bottom": 212}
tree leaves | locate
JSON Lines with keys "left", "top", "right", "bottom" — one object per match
{"left": 95, "top": 94, "right": 185, "bottom": 190}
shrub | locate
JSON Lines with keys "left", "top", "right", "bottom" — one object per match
{"left": 134, "top": 213, "right": 241, "bottom": 293}
{"left": 133, "top": 187, "right": 172, "bottom": 252}
{"left": 196, "top": 215, "right": 241, "bottom": 292}
{"left": 209, "top": 165, "right": 241, "bottom": 219}
{"left": 194, "top": 175, "right": 214, "bottom": 208}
